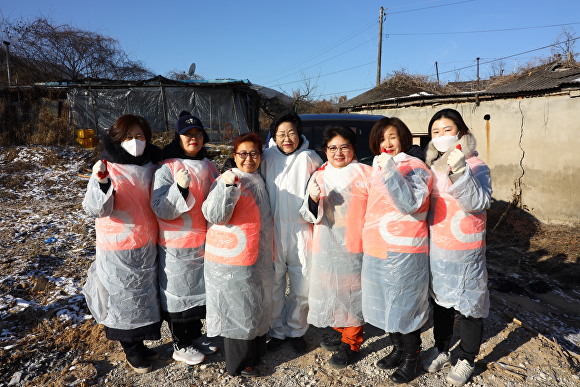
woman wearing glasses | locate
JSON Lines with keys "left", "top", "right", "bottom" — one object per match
{"left": 260, "top": 111, "right": 322, "bottom": 353}
{"left": 300, "top": 126, "right": 371, "bottom": 369}
{"left": 361, "top": 117, "right": 433, "bottom": 384}
{"left": 82, "top": 114, "right": 162, "bottom": 373}
{"left": 151, "top": 111, "right": 219, "bottom": 365}
{"left": 202, "top": 133, "right": 274, "bottom": 377}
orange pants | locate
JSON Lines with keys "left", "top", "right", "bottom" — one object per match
{"left": 333, "top": 326, "right": 364, "bottom": 351}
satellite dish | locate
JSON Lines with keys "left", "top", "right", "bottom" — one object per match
{"left": 188, "top": 63, "right": 196, "bottom": 77}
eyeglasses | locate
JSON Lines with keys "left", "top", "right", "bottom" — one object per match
{"left": 234, "top": 151, "right": 260, "bottom": 159}
{"left": 276, "top": 131, "right": 298, "bottom": 140}
{"left": 182, "top": 132, "right": 204, "bottom": 139}
{"left": 327, "top": 145, "right": 352, "bottom": 154}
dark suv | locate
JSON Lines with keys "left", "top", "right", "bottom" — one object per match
{"left": 299, "top": 113, "right": 386, "bottom": 165}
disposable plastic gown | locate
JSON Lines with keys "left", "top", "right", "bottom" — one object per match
{"left": 361, "top": 152, "right": 433, "bottom": 334}
{"left": 260, "top": 136, "right": 322, "bottom": 338}
{"left": 82, "top": 162, "right": 160, "bottom": 330}
{"left": 427, "top": 137, "right": 492, "bottom": 318}
{"left": 201, "top": 170, "right": 274, "bottom": 340}
{"left": 300, "top": 161, "right": 371, "bottom": 328}
{"left": 150, "top": 158, "right": 219, "bottom": 313}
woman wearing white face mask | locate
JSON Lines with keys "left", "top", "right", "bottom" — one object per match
{"left": 82, "top": 114, "right": 163, "bottom": 374}
{"left": 422, "top": 109, "right": 492, "bottom": 387}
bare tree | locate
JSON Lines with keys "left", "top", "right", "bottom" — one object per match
{"left": 289, "top": 72, "right": 319, "bottom": 114}
{"left": 551, "top": 27, "right": 578, "bottom": 65}
{"left": 490, "top": 59, "right": 507, "bottom": 77}
{"left": 1, "top": 17, "right": 153, "bottom": 83}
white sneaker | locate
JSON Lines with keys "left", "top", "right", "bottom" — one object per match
{"left": 446, "top": 358, "right": 475, "bottom": 386}
{"left": 422, "top": 348, "right": 451, "bottom": 373}
{"left": 172, "top": 344, "right": 206, "bottom": 365}
{"left": 193, "top": 337, "right": 219, "bottom": 355}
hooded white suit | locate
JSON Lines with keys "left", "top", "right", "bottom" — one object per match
{"left": 260, "top": 136, "right": 322, "bottom": 339}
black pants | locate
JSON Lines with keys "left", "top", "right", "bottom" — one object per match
{"left": 163, "top": 305, "right": 205, "bottom": 349}
{"left": 432, "top": 302, "right": 483, "bottom": 364}
{"left": 223, "top": 334, "right": 267, "bottom": 376}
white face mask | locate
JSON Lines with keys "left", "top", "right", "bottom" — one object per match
{"left": 431, "top": 135, "right": 458, "bottom": 153}
{"left": 121, "top": 139, "right": 146, "bottom": 157}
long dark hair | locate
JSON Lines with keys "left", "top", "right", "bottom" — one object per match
{"left": 427, "top": 108, "right": 470, "bottom": 139}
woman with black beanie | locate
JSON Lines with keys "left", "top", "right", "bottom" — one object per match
{"left": 150, "top": 111, "right": 220, "bottom": 366}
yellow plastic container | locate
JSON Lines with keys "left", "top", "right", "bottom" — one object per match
{"left": 77, "top": 129, "right": 95, "bottom": 139}
{"left": 76, "top": 137, "right": 97, "bottom": 148}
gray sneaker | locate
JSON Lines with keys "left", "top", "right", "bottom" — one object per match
{"left": 422, "top": 348, "right": 451, "bottom": 373}
{"left": 446, "top": 359, "right": 474, "bottom": 386}
{"left": 172, "top": 344, "right": 205, "bottom": 365}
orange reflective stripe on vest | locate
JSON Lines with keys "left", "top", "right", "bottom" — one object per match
{"left": 158, "top": 161, "right": 214, "bottom": 249}
{"left": 431, "top": 196, "right": 486, "bottom": 250}
{"left": 205, "top": 188, "right": 261, "bottom": 266}
{"left": 96, "top": 164, "right": 156, "bottom": 251}
{"left": 363, "top": 159, "right": 431, "bottom": 258}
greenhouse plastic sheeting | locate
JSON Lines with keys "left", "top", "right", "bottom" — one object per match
{"left": 67, "top": 86, "right": 254, "bottom": 142}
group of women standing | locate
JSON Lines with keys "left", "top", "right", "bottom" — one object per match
{"left": 82, "top": 108, "right": 491, "bottom": 386}
{"left": 297, "top": 109, "right": 491, "bottom": 386}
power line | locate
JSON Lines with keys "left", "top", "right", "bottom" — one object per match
{"left": 387, "top": 22, "right": 580, "bottom": 36}
{"left": 260, "top": 20, "right": 377, "bottom": 83}
{"left": 387, "top": 0, "right": 476, "bottom": 15}
{"left": 431, "top": 36, "right": 580, "bottom": 78}
{"left": 263, "top": 35, "right": 377, "bottom": 85}
{"left": 318, "top": 87, "right": 371, "bottom": 98}
{"left": 270, "top": 61, "right": 375, "bottom": 88}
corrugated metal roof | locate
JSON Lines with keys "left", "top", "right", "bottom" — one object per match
{"left": 486, "top": 64, "right": 580, "bottom": 95}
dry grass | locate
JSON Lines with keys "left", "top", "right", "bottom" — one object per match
{"left": 382, "top": 70, "right": 462, "bottom": 95}
{"left": 27, "top": 108, "right": 76, "bottom": 146}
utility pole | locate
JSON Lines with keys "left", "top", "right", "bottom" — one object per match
{"left": 435, "top": 61, "right": 440, "bottom": 84}
{"left": 376, "top": 6, "right": 384, "bottom": 86}
{"left": 2, "top": 40, "right": 11, "bottom": 86}
{"left": 476, "top": 57, "right": 480, "bottom": 89}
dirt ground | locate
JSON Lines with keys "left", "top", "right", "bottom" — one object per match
{"left": 0, "top": 145, "right": 579, "bottom": 386}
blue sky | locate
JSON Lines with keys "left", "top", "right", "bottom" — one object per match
{"left": 1, "top": 0, "right": 579, "bottom": 99}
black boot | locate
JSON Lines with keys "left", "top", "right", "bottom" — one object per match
{"left": 121, "top": 340, "right": 152, "bottom": 374}
{"left": 390, "top": 351, "right": 420, "bottom": 384}
{"left": 377, "top": 332, "right": 404, "bottom": 370}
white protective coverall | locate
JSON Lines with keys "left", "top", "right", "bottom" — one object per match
{"left": 361, "top": 152, "right": 433, "bottom": 334}
{"left": 82, "top": 162, "right": 160, "bottom": 330}
{"left": 425, "top": 133, "right": 492, "bottom": 318}
{"left": 260, "top": 136, "right": 322, "bottom": 339}
{"left": 201, "top": 170, "right": 274, "bottom": 340}
{"left": 150, "top": 158, "right": 218, "bottom": 313}
{"left": 300, "top": 161, "right": 371, "bottom": 328}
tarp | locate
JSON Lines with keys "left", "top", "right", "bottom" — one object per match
{"left": 67, "top": 81, "right": 259, "bottom": 142}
